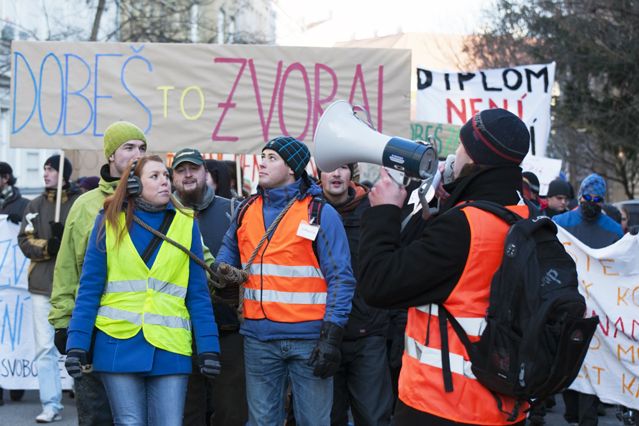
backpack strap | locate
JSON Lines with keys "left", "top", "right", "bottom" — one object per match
{"left": 437, "top": 304, "right": 476, "bottom": 393}
{"left": 308, "top": 196, "right": 325, "bottom": 226}
{"left": 236, "top": 194, "right": 260, "bottom": 227}
{"left": 308, "top": 196, "right": 326, "bottom": 260}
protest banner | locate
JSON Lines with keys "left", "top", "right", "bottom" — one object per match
{"left": 416, "top": 63, "right": 555, "bottom": 157}
{"left": 0, "top": 217, "right": 73, "bottom": 390}
{"left": 521, "top": 155, "right": 563, "bottom": 196}
{"left": 10, "top": 41, "right": 411, "bottom": 154}
{"left": 558, "top": 227, "right": 639, "bottom": 409}
{"left": 409, "top": 121, "right": 460, "bottom": 158}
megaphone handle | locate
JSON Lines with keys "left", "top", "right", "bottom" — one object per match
{"left": 418, "top": 170, "right": 441, "bottom": 208}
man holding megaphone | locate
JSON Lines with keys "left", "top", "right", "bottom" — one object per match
{"left": 356, "top": 108, "right": 531, "bottom": 426}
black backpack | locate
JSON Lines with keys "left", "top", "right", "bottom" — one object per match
{"left": 439, "top": 200, "right": 599, "bottom": 420}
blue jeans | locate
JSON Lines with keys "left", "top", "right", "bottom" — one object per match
{"left": 31, "top": 294, "right": 63, "bottom": 413}
{"left": 244, "top": 336, "right": 333, "bottom": 426}
{"left": 100, "top": 373, "right": 188, "bottom": 426}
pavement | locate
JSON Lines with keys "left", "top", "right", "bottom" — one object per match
{"left": 0, "top": 388, "right": 629, "bottom": 425}
{"left": 0, "top": 390, "right": 77, "bottom": 425}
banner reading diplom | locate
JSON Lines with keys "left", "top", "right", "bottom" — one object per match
{"left": 557, "top": 228, "right": 639, "bottom": 409}
{"left": 10, "top": 41, "right": 410, "bottom": 153}
{"left": 416, "top": 63, "right": 555, "bottom": 157}
{"left": 0, "top": 218, "right": 73, "bottom": 389}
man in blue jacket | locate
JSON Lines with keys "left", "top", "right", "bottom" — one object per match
{"left": 553, "top": 173, "right": 623, "bottom": 426}
{"left": 215, "top": 136, "right": 355, "bottom": 426}
{"left": 553, "top": 173, "right": 623, "bottom": 249}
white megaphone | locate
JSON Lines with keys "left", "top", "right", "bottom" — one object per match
{"left": 314, "top": 100, "right": 439, "bottom": 205}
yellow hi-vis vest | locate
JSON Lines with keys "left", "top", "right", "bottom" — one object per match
{"left": 96, "top": 210, "right": 193, "bottom": 356}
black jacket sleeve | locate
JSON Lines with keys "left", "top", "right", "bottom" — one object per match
{"left": 357, "top": 204, "right": 470, "bottom": 309}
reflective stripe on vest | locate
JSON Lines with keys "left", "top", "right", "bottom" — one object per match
{"left": 96, "top": 210, "right": 194, "bottom": 356}
{"left": 399, "top": 204, "right": 529, "bottom": 424}
{"left": 243, "top": 263, "right": 325, "bottom": 279}
{"left": 404, "top": 335, "right": 475, "bottom": 379}
{"left": 244, "top": 288, "right": 327, "bottom": 305}
{"left": 237, "top": 196, "right": 327, "bottom": 323}
{"left": 103, "top": 278, "right": 188, "bottom": 299}
{"left": 416, "top": 304, "right": 486, "bottom": 337}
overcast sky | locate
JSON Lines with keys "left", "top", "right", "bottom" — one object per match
{"left": 275, "top": 0, "right": 496, "bottom": 46}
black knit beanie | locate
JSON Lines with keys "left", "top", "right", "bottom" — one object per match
{"left": 459, "top": 108, "right": 530, "bottom": 166}
{"left": 44, "top": 155, "right": 73, "bottom": 183}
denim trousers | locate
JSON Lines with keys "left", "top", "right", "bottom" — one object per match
{"left": 31, "top": 294, "right": 63, "bottom": 413}
{"left": 244, "top": 336, "right": 333, "bottom": 426}
{"left": 331, "top": 335, "right": 393, "bottom": 426}
{"left": 101, "top": 373, "right": 188, "bottom": 426}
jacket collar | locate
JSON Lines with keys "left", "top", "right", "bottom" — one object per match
{"left": 440, "top": 166, "right": 524, "bottom": 214}
{"left": 259, "top": 178, "right": 322, "bottom": 208}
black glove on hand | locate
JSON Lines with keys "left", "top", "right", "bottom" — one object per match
{"left": 7, "top": 213, "right": 21, "bottom": 224}
{"left": 50, "top": 221, "right": 64, "bottom": 239}
{"left": 65, "top": 349, "right": 89, "bottom": 379}
{"left": 47, "top": 222, "right": 64, "bottom": 256}
{"left": 308, "top": 322, "right": 344, "bottom": 379}
{"left": 199, "top": 352, "right": 221, "bottom": 378}
{"left": 217, "top": 263, "right": 248, "bottom": 287}
{"left": 54, "top": 328, "right": 68, "bottom": 355}
{"left": 47, "top": 237, "right": 61, "bottom": 256}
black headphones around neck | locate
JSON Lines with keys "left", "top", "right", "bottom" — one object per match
{"left": 126, "top": 160, "right": 142, "bottom": 197}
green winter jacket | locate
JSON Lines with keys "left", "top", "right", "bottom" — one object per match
{"left": 48, "top": 176, "right": 117, "bottom": 329}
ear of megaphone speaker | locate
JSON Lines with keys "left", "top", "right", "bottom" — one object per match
{"left": 313, "top": 100, "right": 438, "bottom": 180}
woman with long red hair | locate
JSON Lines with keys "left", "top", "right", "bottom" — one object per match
{"left": 65, "top": 155, "right": 220, "bottom": 425}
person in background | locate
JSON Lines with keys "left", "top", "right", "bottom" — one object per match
{"left": 76, "top": 176, "right": 100, "bottom": 194}
{"left": 542, "top": 178, "right": 573, "bottom": 218}
{"left": 320, "top": 163, "right": 393, "bottom": 426}
{"left": 18, "top": 155, "right": 80, "bottom": 423}
{"left": 553, "top": 173, "right": 623, "bottom": 249}
{"left": 215, "top": 136, "right": 356, "bottom": 426}
{"left": 49, "top": 121, "right": 148, "bottom": 426}
{"left": 553, "top": 173, "right": 623, "bottom": 426}
{"left": 602, "top": 204, "right": 622, "bottom": 224}
{"left": 522, "top": 171, "right": 543, "bottom": 210}
{"left": 0, "top": 161, "right": 29, "bottom": 406}
{"left": 204, "top": 159, "right": 234, "bottom": 199}
{"left": 0, "top": 161, "right": 29, "bottom": 225}
{"left": 620, "top": 205, "right": 638, "bottom": 235}
{"left": 172, "top": 148, "right": 246, "bottom": 426}
{"left": 65, "top": 155, "right": 220, "bottom": 425}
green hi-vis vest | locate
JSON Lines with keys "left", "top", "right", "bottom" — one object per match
{"left": 96, "top": 210, "right": 194, "bottom": 356}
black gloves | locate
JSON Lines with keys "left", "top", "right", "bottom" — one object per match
{"left": 47, "top": 222, "right": 64, "bottom": 256}
{"left": 65, "top": 349, "right": 90, "bottom": 379}
{"left": 7, "top": 213, "right": 21, "bottom": 224}
{"left": 308, "top": 322, "right": 344, "bottom": 379}
{"left": 47, "top": 237, "right": 61, "bottom": 256}
{"left": 217, "top": 263, "right": 248, "bottom": 288}
{"left": 54, "top": 328, "right": 68, "bottom": 355}
{"left": 198, "top": 352, "right": 222, "bottom": 378}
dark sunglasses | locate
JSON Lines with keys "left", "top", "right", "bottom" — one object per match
{"left": 582, "top": 194, "right": 603, "bottom": 203}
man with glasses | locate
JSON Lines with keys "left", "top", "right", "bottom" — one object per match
{"left": 553, "top": 173, "right": 623, "bottom": 426}
{"left": 553, "top": 173, "right": 623, "bottom": 249}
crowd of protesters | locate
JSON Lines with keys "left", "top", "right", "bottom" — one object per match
{"left": 0, "top": 110, "right": 637, "bottom": 426}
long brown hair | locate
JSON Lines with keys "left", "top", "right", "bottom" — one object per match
{"left": 100, "top": 155, "right": 166, "bottom": 247}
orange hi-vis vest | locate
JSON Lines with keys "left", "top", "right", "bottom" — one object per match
{"left": 400, "top": 203, "right": 529, "bottom": 425}
{"left": 237, "top": 196, "right": 327, "bottom": 322}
